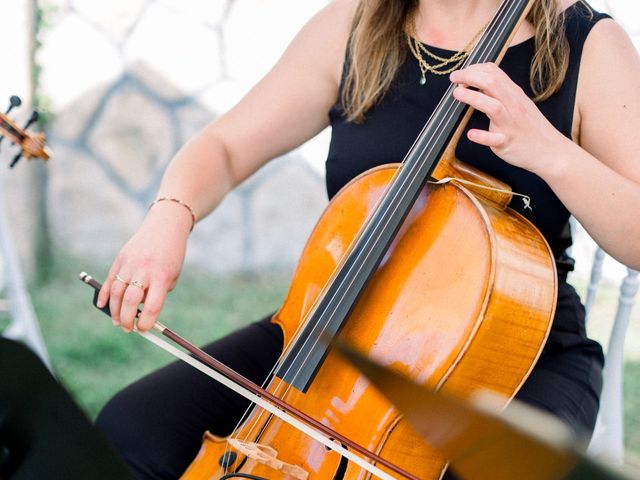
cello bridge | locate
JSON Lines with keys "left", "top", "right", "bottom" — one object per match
{"left": 227, "top": 438, "right": 309, "bottom": 480}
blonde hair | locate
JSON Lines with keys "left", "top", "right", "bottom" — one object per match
{"left": 342, "top": 0, "right": 569, "bottom": 123}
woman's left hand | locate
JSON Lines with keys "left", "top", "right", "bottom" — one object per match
{"left": 450, "top": 63, "right": 569, "bottom": 176}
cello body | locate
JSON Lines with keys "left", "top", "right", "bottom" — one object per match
{"left": 181, "top": 160, "right": 557, "bottom": 480}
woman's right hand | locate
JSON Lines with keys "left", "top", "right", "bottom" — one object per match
{"left": 96, "top": 200, "right": 193, "bottom": 333}
{"left": 92, "top": 0, "right": 354, "bottom": 333}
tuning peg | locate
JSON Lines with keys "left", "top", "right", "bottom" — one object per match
{"left": 23, "top": 111, "right": 39, "bottom": 130}
{"left": 2, "top": 96, "right": 23, "bottom": 146}
{"left": 9, "top": 152, "right": 22, "bottom": 168}
{"left": 5, "top": 96, "right": 21, "bottom": 115}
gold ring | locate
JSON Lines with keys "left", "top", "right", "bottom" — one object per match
{"left": 130, "top": 279, "right": 146, "bottom": 290}
{"left": 115, "top": 274, "right": 129, "bottom": 285}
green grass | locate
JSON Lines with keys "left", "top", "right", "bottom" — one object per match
{"left": 625, "top": 362, "right": 640, "bottom": 457}
{"left": 16, "top": 255, "right": 640, "bottom": 465}
{"left": 0, "top": 315, "right": 9, "bottom": 332}
{"left": 30, "top": 255, "right": 290, "bottom": 418}
{"left": 572, "top": 275, "right": 640, "bottom": 463}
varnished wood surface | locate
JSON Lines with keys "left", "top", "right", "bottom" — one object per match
{"left": 336, "top": 345, "right": 579, "bottom": 480}
{"left": 435, "top": 159, "right": 514, "bottom": 208}
{"left": 0, "top": 112, "right": 50, "bottom": 161}
{"left": 181, "top": 164, "right": 556, "bottom": 480}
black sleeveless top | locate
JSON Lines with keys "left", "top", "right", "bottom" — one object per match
{"left": 326, "top": 1, "right": 610, "bottom": 262}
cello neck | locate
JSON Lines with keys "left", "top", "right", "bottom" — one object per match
{"left": 0, "top": 114, "right": 27, "bottom": 144}
{"left": 276, "top": 0, "right": 534, "bottom": 392}
{"left": 405, "top": 0, "right": 534, "bottom": 180}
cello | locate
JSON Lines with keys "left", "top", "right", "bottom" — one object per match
{"left": 87, "top": 0, "right": 557, "bottom": 478}
{"left": 0, "top": 95, "right": 51, "bottom": 167}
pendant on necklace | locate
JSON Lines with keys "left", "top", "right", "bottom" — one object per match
{"left": 420, "top": 74, "right": 427, "bottom": 85}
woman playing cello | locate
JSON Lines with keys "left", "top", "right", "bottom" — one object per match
{"left": 95, "top": 0, "right": 640, "bottom": 478}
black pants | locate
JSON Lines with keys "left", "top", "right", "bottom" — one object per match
{"left": 96, "top": 283, "right": 604, "bottom": 480}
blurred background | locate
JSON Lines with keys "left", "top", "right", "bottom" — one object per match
{"left": 0, "top": 0, "right": 638, "bottom": 471}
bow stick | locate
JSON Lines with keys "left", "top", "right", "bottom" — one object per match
{"left": 80, "top": 272, "right": 419, "bottom": 480}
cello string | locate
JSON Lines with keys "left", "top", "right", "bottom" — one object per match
{"left": 240, "top": 2, "right": 520, "bottom": 458}
{"left": 225, "top": 170, "right": 413, "bottom": 448}
{"left": 265, "top": 0, "right": 519, "bottom": 401}
{"left": 225, "top": 181, "right": 416, "bottom": 453}
{"left": 227, "top": 0, "right": 518, "bottom": 465}
{"left": 240, "top": 0, "right": 520, "bottom": 449}
{"left": 256, "top": 0, "right": 513, "bottom": 401}
{"left": 228, "top": 0, "right": 521, "bottom": 460}
{"left": 225, "top": 6, "right": 516, "bottom": 468}
{"left": 135, "top": 327, "right": 399, "bottom": 480}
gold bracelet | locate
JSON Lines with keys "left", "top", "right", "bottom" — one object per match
{"left": 149, "top": 197, "right": 196, "bottom": 232}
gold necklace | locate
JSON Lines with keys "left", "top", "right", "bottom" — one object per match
{"left": 407, "top": 17, "right": 490, "bottom": 85}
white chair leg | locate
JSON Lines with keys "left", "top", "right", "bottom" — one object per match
{"left": 585, "top": 247, "right": 606, "bottom": 319}
{"left": 0, "top": 189, "right": 51, "bottom": 370}
{"left": 587, "top": 268, "right": 638, "bottom": 464}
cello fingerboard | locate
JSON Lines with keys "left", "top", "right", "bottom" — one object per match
{"left": 275, "top": 0, "right": 531, "bottom": 392}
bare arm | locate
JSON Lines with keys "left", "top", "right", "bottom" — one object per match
{"left": 158, "top": 0, "right": 354, "bottom": 220}
{"left": 546, "top": 19, "right": 640, "bottom": 268}
{"left": 97, "top": 0, "right": 355, "bottom": 332}
{"left": 450, "top": 18, "right": 640, "bottom": 269}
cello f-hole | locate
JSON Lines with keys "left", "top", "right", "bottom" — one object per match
{"left": 331, "top": 444, "right": 349, "bottom": 480}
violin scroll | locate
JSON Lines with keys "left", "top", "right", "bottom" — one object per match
{"left": 0, "top": 95, "right": 52, "bottom": 168}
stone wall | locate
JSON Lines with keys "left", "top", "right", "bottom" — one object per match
{"left": 40, "top": 0, "right": 329, "bottom": 273}
{"left": 0, "top": 0, "right": 42, "bottom": 279}
{"left": 36, "top": 0, "right": 640, "bottom": 279}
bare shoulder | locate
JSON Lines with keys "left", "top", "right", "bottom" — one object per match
{"left": 291, "top": 0, "right": 357, "bottom": 86}
{"left": 300, "top": 0, "right": 356, "bottom": 41}
{"left": 577, "top": 16, "right": 640, "bottom": 118}
{"left": 582, "top": 13, "right": 635, "bottom": 54}
{"left": 558, "top": 0, "right": 578, "bottom": 12}
{"left": 575, "top": 15, "right": 640, "bottom": 181}
{"left": 584, "top": 16, "right": 636, "bottom": 57}
{"left": 319, "top": 0, "right": 358, "bottom": 23}
{"left": 204, "top": 0, "right": 359, "bottom": 179}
